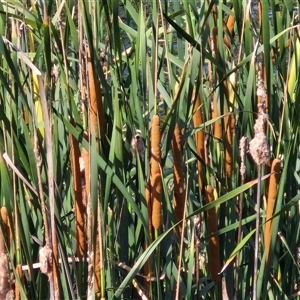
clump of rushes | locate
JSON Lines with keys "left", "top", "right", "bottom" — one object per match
{"left": 264, "top": 158, "right": 281, "bottom": 263}
{"left": 249, "top": 77, "right": 270, "bottom": 299}
{"left": 205, "top": 185, "right": 220, "bottom": 283}
{"left": 193, "top": 92, "right": 205, "bottom": 191}
{"left": 150, "top": 115, "right": 162, "bottom": 230}
{"left": 172, "top": 123, "right": 186, "bottom": 234}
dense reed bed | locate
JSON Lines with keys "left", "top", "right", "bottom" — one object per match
{"left": 0, "top": 0, "right": 299, "bottom": 299}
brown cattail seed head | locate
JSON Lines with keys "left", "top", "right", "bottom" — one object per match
{"left": 150, "top": 115, "right": 162, "bottom": 229}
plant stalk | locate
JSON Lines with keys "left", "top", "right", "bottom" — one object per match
{"left": 253, "top": 164, "right": 262, "bottom": 300}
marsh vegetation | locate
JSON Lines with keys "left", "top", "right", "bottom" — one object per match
{"left": 0, "top": 1, "right": 300, "bottom": 299}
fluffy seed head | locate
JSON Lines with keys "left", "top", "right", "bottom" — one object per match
{"left": 131, "top": 130, "right": 145, "bottom": 157}
{"left": 249, "top": 80, "right": 270, "bottom": 165}
{"left": 39, "top": 245, "right": 53, "bottom": 277}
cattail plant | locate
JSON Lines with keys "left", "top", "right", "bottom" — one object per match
{"left": 205, "top": 185, "right": 220, "bottom": 283}
{"left": 224, "top": 7, "right": 235, "bottom": 49}
{"left": 264, "top": 158, "right": 281, "bottom": 263}
{"left": 249, "top": 77, "right": 270, "bottom": 164}
{"left": 249, "top": 87, "right": 270, "bottom": 165}
{"left": 80, "top": 133, "right": 94, "bottom": 298}
{"left": 209, "top": 29, "right": 222, "bottom": 142}
{"left": 87, "top": 47, "right": 100, "bottom": 140}
{"left": 172, "top": 123, "right": 186, "bottom": 234}
{"left": 69, "top": 133, "right": 85, "bottom": 258}
{"left": 86, "top": 42, "right": 106, "bottom": 297}
{"left": 249, "top": 76, "right": 270, "bottom": 299}
{"left": 150, "top": 115, "right": 162, "bottom": 230}
{"left": 193, "top": 93, "right": 205, "bottom": 191}
{"left": 144, "top": 115, "right": 162, "bottom": 292}
{"left": 224, "top": 114, "right": 236, "bottom": 180}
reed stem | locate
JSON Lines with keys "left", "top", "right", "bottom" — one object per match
{"left": 253, "top": 164, "right": 262, "bottom": 300}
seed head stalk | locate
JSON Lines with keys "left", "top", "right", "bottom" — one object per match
{"left": 234, "top": 136, "right": 248, "bottom": 300}
{"left": 253, "top": 164, "right": 262, "bottom": 300}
